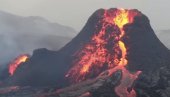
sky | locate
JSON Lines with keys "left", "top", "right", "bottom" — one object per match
{"left": 0, "top": 0, "right": 169, "bottom": 31}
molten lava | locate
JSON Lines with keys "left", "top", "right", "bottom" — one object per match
{"left": 66, "top": 9, "right": 141, "bottom": 97}
{"left": 9, "top": 54, "right": 29, "bottom": 76}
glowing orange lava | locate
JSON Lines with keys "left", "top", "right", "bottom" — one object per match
{"left": 66, "top": 9, "right": 141, "bottom": 97}
{"left": 9, "top": 54, "right": 29, "bottom": 76}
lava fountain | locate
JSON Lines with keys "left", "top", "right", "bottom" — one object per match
{"left": 9, "top": 54, "right": 29, "bottom": 76}
{"left": 66, "top": 9, "right": 142, "bottom": 97}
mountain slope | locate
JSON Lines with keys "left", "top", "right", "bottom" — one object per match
{"left": 157, "top": 30, "right": 170, "bottom": 49}
{"left": 0, "top": 10, "right": 76, "bottom": 65}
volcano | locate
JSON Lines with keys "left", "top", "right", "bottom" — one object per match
{"left": 1, "top": 8, "right": 170, "bottom": 97}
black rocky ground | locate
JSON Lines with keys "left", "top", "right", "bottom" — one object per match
{"left": 1, "top": 67, "right": 170, "bottom": 97}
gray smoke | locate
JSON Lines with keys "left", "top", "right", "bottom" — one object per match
{"left": 0, "top": 10, "right": 76, "bottom": 66}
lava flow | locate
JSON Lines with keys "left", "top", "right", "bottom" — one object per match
{"left": 66, "top": 9, "right": 141, "bottom": 97}
{"left": 9, "top": 54, "right": 29, "bottom": 76}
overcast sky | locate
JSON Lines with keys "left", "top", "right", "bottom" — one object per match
{"left": 0, "top": 0, "right": 169, "bottom": 31}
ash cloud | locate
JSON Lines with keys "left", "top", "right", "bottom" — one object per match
{"left": 0, "top": 10, "right": 76, "bottom": 67}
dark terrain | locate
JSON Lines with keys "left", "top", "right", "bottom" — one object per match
{"left": 1, "top": 8, "right": 170, "bottom": 97}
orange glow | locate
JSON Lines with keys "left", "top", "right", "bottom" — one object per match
{"left": 114, "top": 9, "right": 129, "bottom": 67}
{"left": 118, "top": 41, "right": 127, "bottom": 66}
{"left": 80, "top": 64, "right": 90, "bottom": 74}
{"left": 114, "top": 9, "right": 129, "bottom": 37}
{"left": 9, "top": 54, "right": 29, "bottom": 76}
{"left": 66, "top": 9, "right": 139, "bottom": 81}
{"left": 66, "top": 9, "right": 141, "bottom": 97}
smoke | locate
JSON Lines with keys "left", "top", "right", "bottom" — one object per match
{"left": 0, "top": 10, "right": 76, "bottom": 67}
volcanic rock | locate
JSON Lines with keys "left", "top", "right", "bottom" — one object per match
{"left": 2, "top": 8, "right": 170, "bottom": 97}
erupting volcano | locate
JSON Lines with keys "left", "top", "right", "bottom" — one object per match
{"left": 65, "top": 9, "right": 142, "bottom": 97}
{"left": 3, "top": 8, "right": 170, "bottom": 97}
{"left": 8, "top": 54, "right": 29, "bottom": 76}
{"left": 63, "top": 9, "right": 143, "bottom": 97}
{"left": 66, "top": 9, "right": 139, "bottom": 80}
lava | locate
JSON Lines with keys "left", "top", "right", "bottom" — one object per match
{"left": 66, "top": 9, "right": 141, "bottom": 97}
{"left": 118, "top": 41, "right": 127, "bottom": 66}
{"left": 115, "top": 68, "right": 141, "bottom": 97}
{"left": 9, "top": 54, "right": 29, "bottom": 76}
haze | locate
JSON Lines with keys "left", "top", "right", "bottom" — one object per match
{"left": 0, "top": 0, "right": 169, "bottom": 31}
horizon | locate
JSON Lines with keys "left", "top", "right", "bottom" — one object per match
{"left": 0, "top": 0, "right": 169, "bottom": 31}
